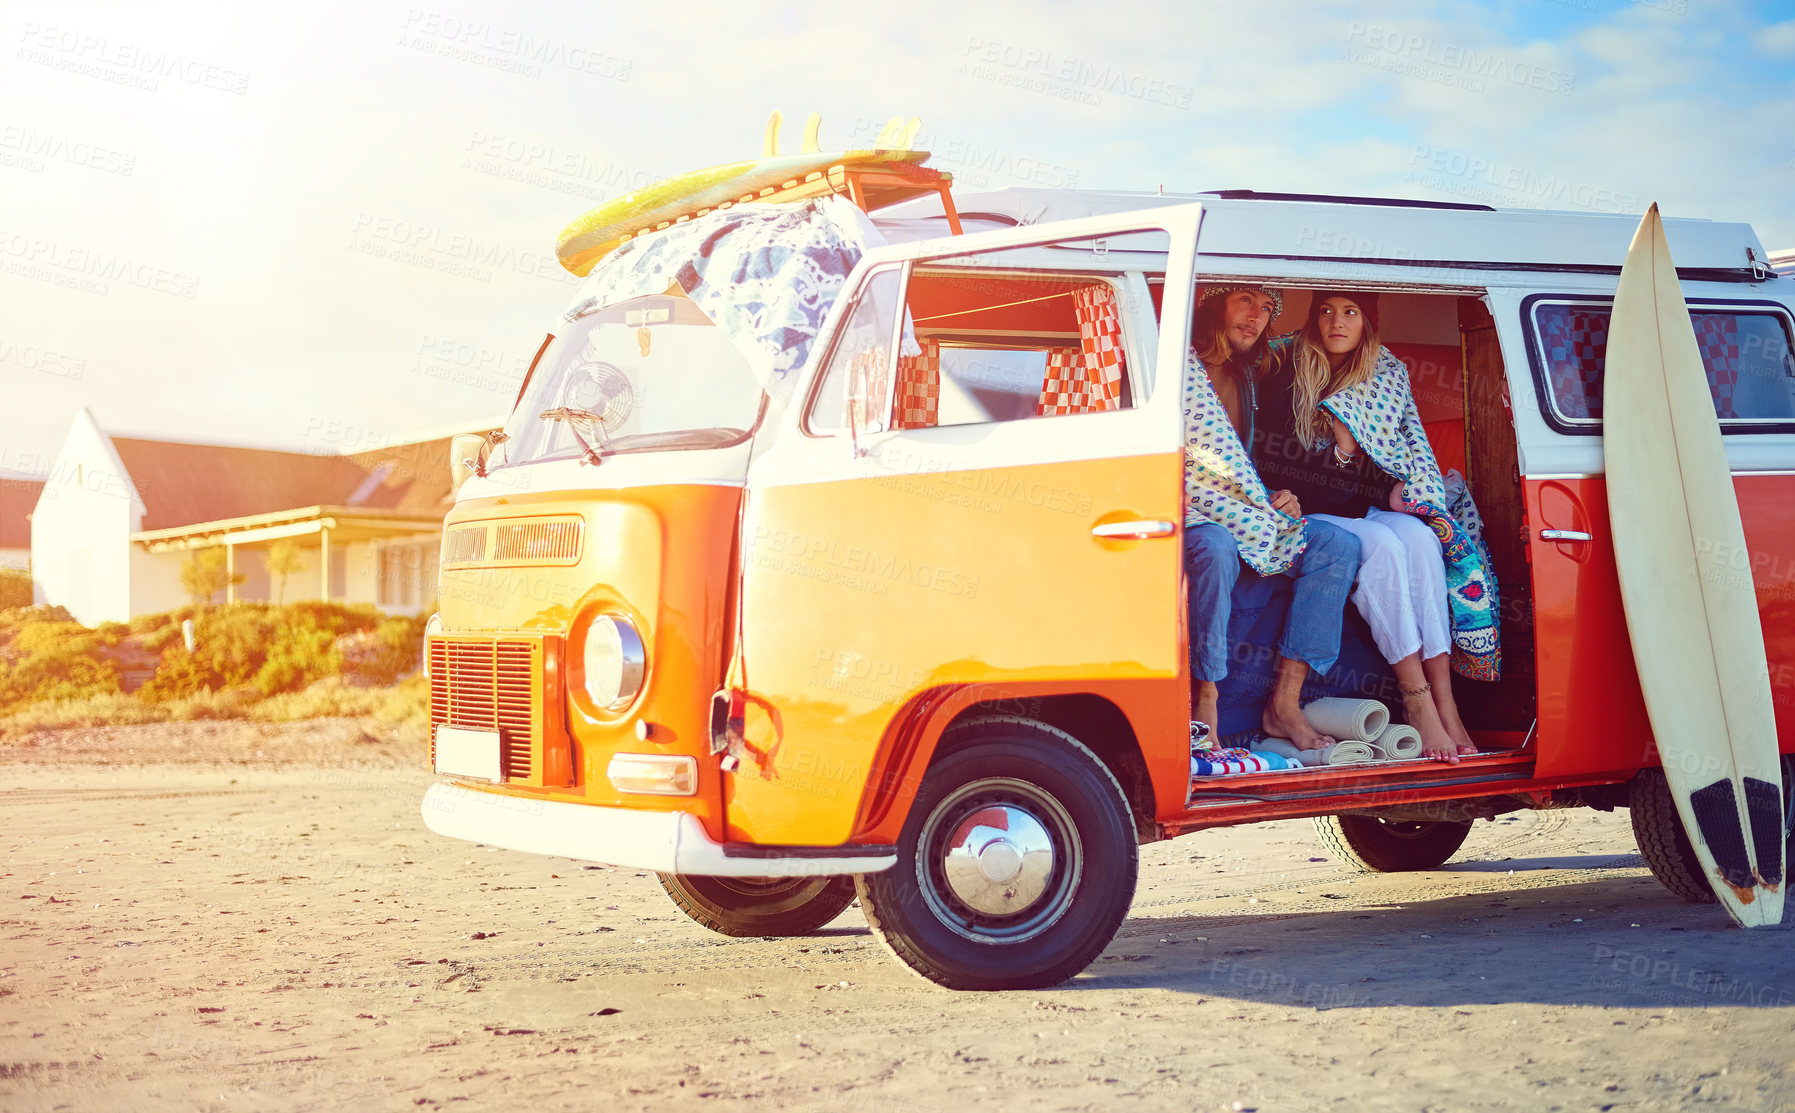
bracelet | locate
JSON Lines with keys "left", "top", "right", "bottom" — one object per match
{"left": 1332, "top": 445, "right": 1357, "bottom": 467}
{"left": 1400, "top": 682, "right": 1432, "bottom": 697}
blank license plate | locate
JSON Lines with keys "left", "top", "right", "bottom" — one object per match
{"left": 435, "top": 726, "right": 502, "bottom": 782}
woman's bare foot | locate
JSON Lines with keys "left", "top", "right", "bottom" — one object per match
{"left": 1262, "top": 699, "right": 1336, "bottom": 751}
{"left": 1403, "top": 691, "right": 1459, "bottom": 764}
{"left": 1422, "top": 655, "right": 1479, "bottom": 756}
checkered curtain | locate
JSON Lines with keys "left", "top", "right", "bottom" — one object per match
{"left": 1037, "top": 284, "right": 1127, "bottom": 416}
{"left": 893, "top": 338, "right": 941, "bottom": 429}
{"left": 1693, "top": 314, "right": 1741, "bottom": 418}
{"left": 848, "top": 346, "right": 891, "bottom": 433}
{"left": 1535, "top": 305, "right": 1608, "bottom": 420}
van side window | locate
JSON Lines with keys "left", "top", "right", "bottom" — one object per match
{"left": 907, "top": 267, "right": 1136, "bottom": 428}
{"left": 806, "top": 233, "right": 1162, "bottom": 435}
{"left": 1529, "top": 299, "right": 1795, "bottom": 430}
{"left": 809, "top": 269, "right": 901, "bottom": 435}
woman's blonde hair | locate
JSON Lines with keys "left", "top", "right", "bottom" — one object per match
{"left": 1291, "top": 294, "right": 1381, "bottom": 451}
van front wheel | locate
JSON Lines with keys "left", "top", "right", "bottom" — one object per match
{"left": 1313, "top": 814, "right": 1473, "bottom": 872}
{"left": 855, "top": 717, "right": 1138, "bottom": 991}
{"left": 657, "top": 873, "right": 857, "bottom": 937}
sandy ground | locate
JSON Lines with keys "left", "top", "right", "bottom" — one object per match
{"left": 2, "top": 721, "right": 1791, "bottom": 1113}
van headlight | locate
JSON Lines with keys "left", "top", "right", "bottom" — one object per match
{"left": 582, "top": 614, "right": 645, "bottom": 710}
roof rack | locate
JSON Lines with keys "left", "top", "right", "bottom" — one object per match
{"left": 1200, "top": 190, "right": 1496, "bottom": 213}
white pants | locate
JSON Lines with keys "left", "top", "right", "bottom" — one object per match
{"left": 1311, "top": 508, "right": 1451, "bottom": 664}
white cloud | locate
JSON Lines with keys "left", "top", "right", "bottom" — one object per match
{"left": 1754, "top": 19, "right": 1795, "bottom": 57}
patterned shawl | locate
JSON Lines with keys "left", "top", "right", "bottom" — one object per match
{"left": 1182, "top": 348, "right": 1307, "bottom": 575}
{"left": 563, "top": 195, "right": 888, "bottom": 403}
{"left": 1320, "top": 348, "right": 1502, "bottom": 680}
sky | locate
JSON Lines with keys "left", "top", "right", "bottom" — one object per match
{"left": 2, "top": 0, "right": 1792, "bottom": 477}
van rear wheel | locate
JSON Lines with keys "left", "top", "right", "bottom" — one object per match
{"left": 657, "top": 873, "right": 857, "bottom": 937}
{"left": 855, "top": 716, "right": 1138, "bottom": 991}
{"left": 1313, "top": 814, "right": 1473, "bottom": 872}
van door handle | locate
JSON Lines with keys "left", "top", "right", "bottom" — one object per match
{"left": 1539, "top": 529, "right": 1591, "bottom": 543}
{"left": 1092, "top": 519, "right": 1176, "bottom": 540}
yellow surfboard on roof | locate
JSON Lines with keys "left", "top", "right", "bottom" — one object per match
{"left": 555, "top": 113, "right": 932, "bottom": 277}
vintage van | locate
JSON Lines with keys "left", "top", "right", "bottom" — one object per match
{"left": 421, "top": 180, "right": 1795, "bottom": 989}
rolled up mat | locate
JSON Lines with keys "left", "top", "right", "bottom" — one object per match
{"left": 1299, "top": 697, "right": 1391, "bottom": 742}
{"left": 1377, "top": 723, "right": 1423, "bottom": 759}
{"left": 1325, "top": 740, "right": 1379, "bottom": 764}
{"left": 1253, "top": 737, "right": 1370, "bottom": 767}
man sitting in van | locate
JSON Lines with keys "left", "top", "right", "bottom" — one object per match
{"left": 1183, "top": 284, "right": 1360, "bottom": 751}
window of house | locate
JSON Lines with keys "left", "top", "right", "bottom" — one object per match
{"left": 807, "top": 232, "right": 1163, "bottom": 435}
{"left": 377, "top": 543, "right": 429, "bottom": 608}
{"left": 1527, "top": 298, "right": 1795, "bottom": 432}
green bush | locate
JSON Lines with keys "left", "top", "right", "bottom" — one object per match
{"left": 0, "top": 618, "right": 124, "bottom": 713}
{"left": 1, "top": 600, "right": 430, "bottom": 727}
{"left": 0, "top": 568, "right": 32, "bottom": 610}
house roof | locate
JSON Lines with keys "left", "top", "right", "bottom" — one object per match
{"left": 111, "top": 435, "right": 460, "bottom": 531}
{"left": 0, "top": 477, "right": 45, "bottom": 549}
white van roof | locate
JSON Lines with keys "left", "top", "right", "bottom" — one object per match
{"left": 874, "top": 189, "right": 1771, "bottom": 280}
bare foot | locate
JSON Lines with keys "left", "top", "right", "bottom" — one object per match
{"left": 1432, "top": 691, "right": 1478, "bottom": 755}
{"left": 1194, "top": 681, "right": 1220, "bottom": 747}
{"left": 1262, "top": 700, "right": 1337, "bottom": 752}
{"left": 1403, "top": 692, "right": 1460, "bottom": 765}
{"left": 1422, "top": 655, "right": 1479, "bottom": 756}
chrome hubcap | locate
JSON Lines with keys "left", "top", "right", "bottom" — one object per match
{"left": 942, "top": 805, "right": 1056, "bottom": 915}
{"left": 917, "top": 777, "right": 1081, "bottom": 944}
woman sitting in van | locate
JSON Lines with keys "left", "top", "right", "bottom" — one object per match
{"left": 1257, "top": 291, "right": 1499, "bottom": 763}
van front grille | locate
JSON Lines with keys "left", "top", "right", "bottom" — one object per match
{"left": 493, "top": 520, "right": 582, "bottom": 563}
{"left": 428, "top": 636, "right": 567, "bottom": 783}
{"left": 440, "top": 517, "right": 583, "bottom": 568}
{"left": 442, "top": 527, "right": 487, "bottom": 564}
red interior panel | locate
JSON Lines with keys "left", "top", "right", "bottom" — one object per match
{"left": 908, "top": 273, "right": 1082, "bottom": 336}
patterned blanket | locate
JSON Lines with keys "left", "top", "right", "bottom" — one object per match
{"left": 1182, "top": 349, "right": 1308, "bottom": 575}
{"left": 563, "top": 195, "right": 889, "bottom": 402}
{"left": 1320, "top": 348, "right": 1501, "bottom": 680}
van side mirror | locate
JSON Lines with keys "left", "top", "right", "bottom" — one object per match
{"left": 450, "top": 433, "right": 490, "bottom": 496}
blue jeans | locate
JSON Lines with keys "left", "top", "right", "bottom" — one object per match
{"left": 1185, "top": 519, "right": 1361, "bottom": 683}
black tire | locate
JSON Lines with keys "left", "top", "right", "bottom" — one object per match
{"left": 1628, "top": 766, "right": 1722, "bottom": 904}
{"left": 657, "top": 873, "right": 857, "bottom": 937}
{"left": 1313, "top": 814, "right": 1473, "bottom": 872}
{"left": 854, "top": 715, "right": 1138, "bottom": 991}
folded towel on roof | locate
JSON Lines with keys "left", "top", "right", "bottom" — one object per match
{"left": 1299, "top": 697, "right": 1390, "bottom": 742}
{"left": 1377, "top": 723, "right": 1423, "bottom": 759}
{"left": 1191, "top": 748, "right": 1271, "bottom": 777}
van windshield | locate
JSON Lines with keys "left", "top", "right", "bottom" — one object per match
{"left": 496, "top": 293, "right": 763, "bottom": 467}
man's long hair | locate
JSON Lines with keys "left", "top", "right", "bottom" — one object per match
{"left": 1291, "top": 300, "right": 1381, "bottom": 451}
{"left": 1193, "top": 290, "right": 1271, "bottom": 372}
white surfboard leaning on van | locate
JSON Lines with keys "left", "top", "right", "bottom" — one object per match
{"left": 1604, "top": 205, "right": 1786, "bottom": 927}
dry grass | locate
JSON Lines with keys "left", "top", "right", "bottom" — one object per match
{"left": 0, "top": 675, "right": 430, "bottom": 737}
{"left": 0, "top": 602, "right": 429, "bottom": 734}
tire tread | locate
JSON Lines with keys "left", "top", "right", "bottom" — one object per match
{"left": 1629, "top": 768, "right": 1719, "bottom": 904}
{"left": 1311, "top": 814, "right": 1472, "bottom": 873}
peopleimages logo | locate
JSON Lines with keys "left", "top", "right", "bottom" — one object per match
{"left": 1344, "top": 23, "right": 1576, "bottom": 95}
{"left": 0, "top": 230, "right": 199, "bottom": 299}
{"left": 960, "top": 36, "right": 1194, "bottom": 109}
{"left": 13, "top": 22, "right": 250, "bottom": 94}
{"left": 400, "top": 9, "right": 632, "bottom": 81}
{"left": 0, "top": 125, "right": 136, "bottom": 177}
